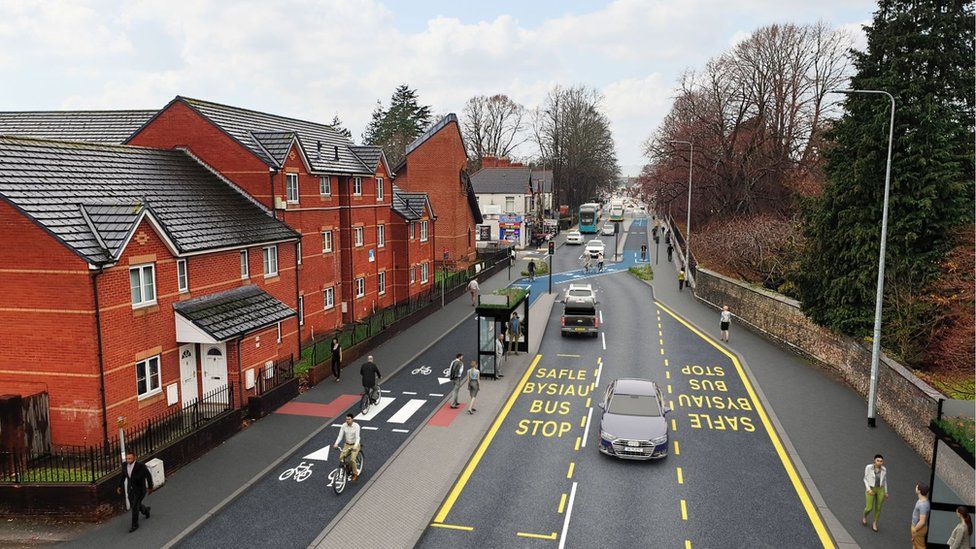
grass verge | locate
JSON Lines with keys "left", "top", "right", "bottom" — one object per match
{"left": 627, "top": 265, "right": 653, "bottom": 281}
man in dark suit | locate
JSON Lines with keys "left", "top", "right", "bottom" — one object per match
{"left": 117, "top": 451, "right": 153, "bottom": 532}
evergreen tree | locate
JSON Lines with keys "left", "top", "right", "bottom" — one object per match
{"left": 328, "top": 114, "right": 352, "bottom": 139}
{"left": 796, "top": 0, "right": 974, "bottom": 350}
{"left": 361, "top": 85, "right": 433, "bottom": 166}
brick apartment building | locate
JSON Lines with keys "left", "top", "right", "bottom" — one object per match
{"left": 0, "top": 136, "right": 300, "bottom": 446}
{"left": 394, "top": 114, "right": 482, "bottom": 266}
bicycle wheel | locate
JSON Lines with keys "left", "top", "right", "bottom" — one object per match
{"left": 333, "top": 466, "right": 346, "bottom": 494}
{"left": 360, "top": 392, "right": 371, "bottom": 415}
{"left": 354, "top": 451, "right": 364, "bottom": 476}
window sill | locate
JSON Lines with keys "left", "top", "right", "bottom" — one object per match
{"left": 264, "top": 276, "right": 280, "bottom": 284}
{"left": 132, "top": 304, "right": 159, "bottom": 316}
{"left": 137, "top": 390, "right": 163, "bottom": 407}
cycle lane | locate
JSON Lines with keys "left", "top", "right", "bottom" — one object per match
{"left": 172, "top": 316, "right": 482, "bottom": 549}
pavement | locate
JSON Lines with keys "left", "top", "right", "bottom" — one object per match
{"left": 57, "top": 258, "right": 525, "bottom": 549}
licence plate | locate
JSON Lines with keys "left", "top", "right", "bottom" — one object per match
{"left": 624, "top": 447, "right": 644, "bottom": 454}
{"left": 627, "top": 440, "right": 640, "bottom": 447}
{"left": 574, "top": 327, "right": 586, "bottom": 332}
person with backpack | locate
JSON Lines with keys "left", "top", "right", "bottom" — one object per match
{"left": 466, "top": 360, "right": 481, "bottom": 414}
{"left": 448, "top": 353, "right": 465, "bottom": 408}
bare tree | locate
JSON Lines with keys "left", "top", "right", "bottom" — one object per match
{"left": 461, "top": 95, "right": 528, "bottom": 169}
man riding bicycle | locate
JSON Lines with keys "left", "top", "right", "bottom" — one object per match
{"left": 360, "top": 355, "right": 381, "bottom": 401}
{"left": 333, "top": 413, "right": 361, "bottom": 481}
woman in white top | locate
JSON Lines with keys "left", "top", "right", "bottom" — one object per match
{"left": 467, "top": 278, "right": 480, "bottom": 306}
{"left": 862, "top": 454, "right": 888, "bottom": 532}
{"left": 947, "top": 505, "right": 973, "bottom": 549}
{"left": 719, "top": 306, "right": 732, "bottom": 342}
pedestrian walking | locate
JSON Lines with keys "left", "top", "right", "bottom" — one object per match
{"left": 911, "top": 483, "right": 931, "bottom": 549}
{"left": 582, "top": 254, "right": 591, "bottom": 273}
{"left": 528, "top": 260, "right": 536, "bottom": 282}
{"left": 862, "top": 454, "right": 889, "bottom": 532}
{"left": 667, "top": 242, "right": 674, "bottom": 262}
{"left": 678, "top": 268, "right": 686, "bottom": 291}
{"left": 947, "top": 505, "right": 973, "bottom": 549}
{"left": 330, "top": 337, "right": 342, "bottom": 383}
{"left": 597, "top": 251, "right": 605, "bottom": 272}
{"left": 466, "top": 360, "right": 481, "bottom": 414}
{"left": 448, "top": 353, "right": 465, "bottom": 408}
{"left": 467, "top": 278, "right": 480, "bottom": 306}
{"left": 508, "top": 312, "right": 521, "bottom": 355}
{"left": 118, "top": 451, "right": 153, "bottom": 533}
{"left": 495, "top": 333, "right": 505, "bottom": 378}
{"left": 640, "top": 243, "right": 647, "bottom": 262}
{"left": 720, "top": 306, "right": 732, "bottom": 342}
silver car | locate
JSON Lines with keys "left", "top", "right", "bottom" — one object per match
{"left": 598, "top": 379, "right": 670, "bottom": 460}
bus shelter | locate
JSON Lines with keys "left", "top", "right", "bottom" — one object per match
{"left": 474, "top": 288, "right": 530, "bottom": 379}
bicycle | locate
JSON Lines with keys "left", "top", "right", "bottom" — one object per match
{"left": 360, "top": 384, "right": 380, "bottom": 415}
{"left": 332, "top": 447, "right": 365, "bottom": 495}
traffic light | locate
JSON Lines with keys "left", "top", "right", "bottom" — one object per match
{"left": 548, "top": 241, "right": 555, "bottom": 255}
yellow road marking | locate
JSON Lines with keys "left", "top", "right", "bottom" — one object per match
{"left": 558, "top": 493, "right": 567, "bottom": 513}
{"left": 433, "top": 354, "right": 542, "bottom": 523}
{"left": 666, "top": 371, "right": 671, "bottom": 379}
{"left": 574, "top": 437, "right": 581, "bottom": 451}
{"left": 681, "top": 499, "right": 688, "bottom": 520}
{"left": 670, "top": 400, "right": 674, "bottom": 410}
{"left": 585, "top": 397, "right": 591, "bottom": 408}
{"left": 430, "top": 522, "right": 474, "bottom": 531}
{"left": 685, "top": 541, "right": 692, "bottom": 549}
{"left": 674, "top": 440, "right": 681, "bottom": 455}
{"left": 656, "top": 300, "right": 834, "bottom": 549}
{"left": 557, "top": 353, "right": 581, "bottom": 358}
{"left": 516, "top": 532, "right": 558, "bottom": 540}
{"left": 664, "top": 358, "right": 669, "bottom": 367}
{"left": 567, "top": 462, "right": 575, "bottom": 479}
{"left": 677, "top": 467, "right": 684, "bottom": 484}
{"left": 594, "top": 367, "right": 599, "bottom": 377}
{"left": 667, "top": 384, "right": 673, "bottom": 394}
{"left": 597, "top": 356, "right": 603, "bottom": 365}
{"left": 659, "top": 348, "right": 664, "bottom": 355}
{"left": 580, "top": 415, "right": 587, "bottom": 428}
{"left": 671, "top": 419, "right": 677, "bottom": 432}
{"left": 591, "top": 381, "right": 595, "bottom": 390}
{"left": 659, "top": 338, "right": 665, "bottom": 346}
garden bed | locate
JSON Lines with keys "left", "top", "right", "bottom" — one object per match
{"left": 930, "top": 416, "right": 975, "bottom": 467}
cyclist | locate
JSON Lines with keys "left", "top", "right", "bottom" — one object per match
{"left": 597, "top": 251, "right": 605, "bottom": 272}
{"left": 581, "top": 253, "right": 591, "bottom": 273}
{"left": 640, "top": 243, "right": 647, "bottom": 262}
{"left": 360, "top": 355, "right": 381, "bottom": 402}
{"left": 332, "top": 413, "right": 361, "bottom": 481}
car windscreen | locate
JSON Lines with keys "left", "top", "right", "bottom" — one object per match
{"left": 564, "top": 305, "right": 595, "bottom": 316}
{"left": 607, "top": 394, "right": 661, "bottom": 416}
{"left": 567, "top": 290, "right": 591, "bottom": 297}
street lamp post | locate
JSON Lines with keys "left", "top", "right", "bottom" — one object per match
{"left": 668, "top": 140, "right": 694, "bottom": 267}
{"left": 831, "top": 89, "right": 895, "bottom": 428}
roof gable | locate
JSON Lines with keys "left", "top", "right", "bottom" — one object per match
{"left": 470, "top": 167, "right": 532, "bottom": 194}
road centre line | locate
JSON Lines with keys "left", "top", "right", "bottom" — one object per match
{"left": 403, "top": 391, "right": 417, "bottom": 395}
{"left": 655, "top": 300, "right": 833, "bottom": 547}
{"left": 664, "top": 358, "right": 669, "bottom": 367}
{"left": 681, "top": 499, "right": 688, "bottom": 520}
{"left": 558, "top": 493, "right": 567, "bottom": 513}
{"left": 566, "top": 462, "right": 575, "bottom": 479}
{"left": 429, "top": 393, "right": 444, "bottom": 397}
{"left": 674, "top": 440, "right": 680, "bottom": 455}
{"left": 392, "top": 429, "right": 409, "bottom": 433}
{"left": 517, "top": 532, "right": 557, "bottom": 540}
{"left": 433, "top": 354, "right": 542, "bottom": 524}
{"left": 676, "top": 467, "right": 684, "bottom": 484}
{"left": 667, "top": 384, "right": 672, "bottom": 394}
{"left": 671, "top": 419, "right": 677, "bottom": 432}
{"left": 660, "top": 348, "right": 664, "bottom": 355}
{"left": 557, "top": 482, "right": 578, "bottom": 549}
{"left": 574, "top": 437, "right": 580, "bottom": 451}
{"left": 601, "top": 332, "right": 606, "bottom": 350}
{"left": 666, "top": 371, "right": 671, "bottom": 379}
{"left": 581, "top": 407, "right": 594, "bottom": 448}
{"left": 362, "top": 426, "right": 379, "bottom": 430}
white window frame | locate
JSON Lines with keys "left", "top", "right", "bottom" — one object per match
{"left": 378, "top": 271, "right": 386, "bottom": 295}
{"left": 135, "top": 355, "right": 162, "bottom": 400}
{"left": 421, "top": 263, "right": 429, "bottom": 283}
{"left": 324, "top": 287, "right": 335, "bottom": 309}
{"left": 285, "top": 173, "right": 300, "bottom": 204}
{"left": 296, "top": 240, "right": 302, "bottom": 265}
{"left": 409, "top": 222, "right": 415, "bottom": 240}
{"left": 420, "top": 220, "right": 429, "bottom": 242}
{"left": 176, "top": 259, "right": 188, "bottom": 293}
{"left": 354, "top": 227, "right": 364, "bottom": 247}
{"left": 376, "top": 177, "right": 384, "bottom": 201}
{"left": 410, "top": 266, "right": 416, "bottom": 284}
{"left": 353, "top": 176, "right": 362, "bottom": 196}
{"left": 319, "top": 176, "right": 331, "bottom": 196}
{"left": 377, "top": 224, "right": 385, "bottom": 248}
{"left": 240, "top": 250, "right": 249, "bottom": 279}
{"left": 129, "top": 264, "right": 157, "bottom": 308}
{"left": 505, "top": 196, "right": 515, "bottom": 212}
{"left": 322, "top": 230, "right": 333, "bottom": 253}
{"left": 355, "top": 277, "right": 365, "bottom": 298}
{"left": 276, "top": 321, "right": 282, "bottom": 343}
{"left": 298, "top": 295, "right": 305, "bottom": 326}
{"left": 263, "top": 245, "right": 279, "bottom": 278}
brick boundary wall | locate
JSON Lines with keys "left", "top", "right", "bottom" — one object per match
{"left": 692, "top": 267, "right": 974, "bottom": 504}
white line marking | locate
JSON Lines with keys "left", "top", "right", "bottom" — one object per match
{"left": 594, "top": 363, "right": 603, "bottom": 387}
{"left": 354, "top": 396, "right": 395, "bottom": 421}
{"left": 387, "top": 399, "right": 427, "bottom": 424}
{"left": 601, "top": 332, "right": 606, "bottom": 350}
{"left": 402, "top": 391, "right": 418, "bottom": 395}
{"left": 429, "top": 393, "right": 444, "bottom": 397}
{"left": 599, "top": 311, "right": 604, "bottom": 324}
{"left": 391, "top": 429, "right": 409, "bottom": 433}
{"left": 380, "top": 389, "right": 392, "bottom": 393}
{"left": 362, "top": 426, "right": 379, "bottom": 431}
{"left": 581, "top": 407, "right": 594, "bottom": 448}
{"left": 558, "top": 482, "right": 578, "bottom": 549}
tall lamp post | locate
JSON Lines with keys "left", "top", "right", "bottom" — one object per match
{"left": 830, "top": 89, "right": 896, "bottom": 428}
{"left": 668, "top": 140, "right": 694, "bottom": 267}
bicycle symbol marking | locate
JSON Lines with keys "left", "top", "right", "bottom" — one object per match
{"left": 326, "top": 467, "right": 340, "bottom": 487}
{"left": 442, "top": 367, "right": 451, "bottom": 377}
{"left": 411, "top": 365, "right": 432, "bottom": 376}
{"left": 278, "top": 461, "right": 314, "bottom": 482}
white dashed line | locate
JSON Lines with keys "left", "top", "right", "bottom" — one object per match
{"left": 599, "top": 311, "right": 604, "bottom": 324}
{"left": 402, "top": 391, "right": 417, "bottom": 395}
{"left": 601, "top": 332, "right": 606, "bottom": 350}
{"left": 558, "top": 482, "right": 578, "bottom": 549}
{"left": 362, "top": 426, "right": 379, "bottom": 431}
{"left": 429, "top": 393, "right": 444, "bottom": 397}
{"left": 391, "top": 429, "right": 410, "bottom": 433}
{"left": 581, "top": 407, "right": 594, "bottom": 448}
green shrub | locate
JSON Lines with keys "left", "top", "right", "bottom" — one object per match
{"left": 628, "top": 265, "right": 653, "bottom": 281}
{"left": 521, "top": 260, "right": 549, "bottom": 276}
{"left": 935, "top": 416, "right": 975, "bottom": 455}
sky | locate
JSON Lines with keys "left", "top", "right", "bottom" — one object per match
{"left": 0, "top": 0, "right": 876, "bottom": 175}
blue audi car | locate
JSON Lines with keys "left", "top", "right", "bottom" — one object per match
{"left": 598, "top": 378, "right": 670, "bottom": 460}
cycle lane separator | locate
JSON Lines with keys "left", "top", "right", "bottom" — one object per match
{"left": 654, "top": 299, "right": 835, "bottom": 549}
{"left": 163, "top": 310, "right": 479, "bottom": 549}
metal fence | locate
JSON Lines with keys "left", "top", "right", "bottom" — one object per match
{"left": 256, "top": 354, "right": 295, "bottom": 395}
{"left": 0, "top": 383, "right": 234, "bottom": 484}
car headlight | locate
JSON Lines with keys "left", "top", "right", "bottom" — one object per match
{"left": 650, "top": 435, "right": 668, "bottom": 445}
{"left": 601, "top": 431, "right": 617, "bottom": 442}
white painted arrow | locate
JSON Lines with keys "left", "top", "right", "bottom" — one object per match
{"left": 437, "top": 377, "right": 451, "bottom": 385}
{"left": 303, "top": 445, "right": 330, "bottom": 461}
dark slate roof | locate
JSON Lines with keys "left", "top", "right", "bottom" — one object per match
{"left": 173, "top": 285, "right": 295, "bottom": 341}
{"left": 0, "top": 110, "right": 157, "bottom": 144}
{"left": 349, "top": 145, "right": 384, "bottom": 172}
{"left": 251, "top": 131, "right": 296, "bottom": 166}
{"left": 391, "top": 184, "right": 434, "bottom": 220}
{"left": 165, "top": 97, "right": 370, "bottom": 174}
{"left": 405, "top": 114, "right": 461, "bottom": 156}
{"left": 0, "top": 137, "right": 299, "bottom": 264}
{"left": 470, "top": 167, "right": 532, "bottom": 194}
{"left": 531, "top": 169, "right": 553, "bottom": 193}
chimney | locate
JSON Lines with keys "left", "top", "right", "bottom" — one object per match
{"left": 333, "top": 145, "right": 339, "bottom": 161}
{"left": 481, "top": 155, "right": 498, "bottom": 168}
{"left": 316, "top": 141, "right": 322, "bottom": 160}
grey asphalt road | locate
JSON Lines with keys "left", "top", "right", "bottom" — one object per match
{"left": 418, "top": 219, "right": 828, "bottom": 548}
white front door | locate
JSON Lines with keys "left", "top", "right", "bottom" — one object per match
{"left": 179, "top": 344, "right": 198, "bottom": 408}
{"left": 201, "top": 343, "right": 228, "bottom": 402}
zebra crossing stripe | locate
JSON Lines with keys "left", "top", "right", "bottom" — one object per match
{"left": 387, "top": 399, "right": 427, "bottom": 424}
{"left": 355, "top": 396, "right": 395, "bottom": 421}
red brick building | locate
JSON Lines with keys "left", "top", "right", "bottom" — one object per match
{"left": 0, "top": 136, "right": 300, "bottom": 446}
{"left": 394, "top": 114, "right": 482, "bottom": 266}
